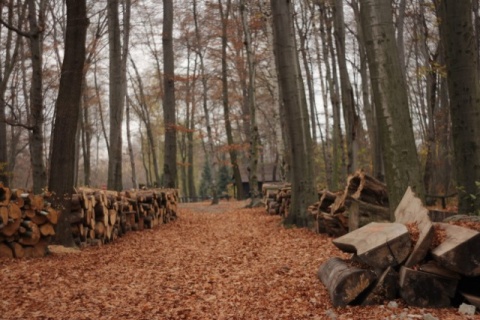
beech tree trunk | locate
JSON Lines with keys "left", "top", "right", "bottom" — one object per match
{"left": 437, "top": 0, "right": 480, "bottom": 214}
{"left": 107, "top": 0, "right": 124, "bottom": 191}
{"left": 334, "top": 0, "right": 360, "bottom": 175}
{"left": 193, "top": 0, "right": 218, "bottom": 204}
{"left": 0, "top": 1, "right": 21, "bottom": 186}
{"left": 271, "top": 0, "right": 317, "bottom": 227}
{"left": 360, "top": 0, "right": 425, "bottom": 216}
{"left": 240, "top": 0, "right": 260, "bottom": 201}
{"left": 162, "top": 0, "right": 177, "bottom": 188}
{"left": 49, "top": 0, "right": 88, "bottom": 247}
{"left": 27, "top": 0, "right": 47, "bottom": 194}
{"left": 219, "top": 0, "right": 244, "bottom": 200}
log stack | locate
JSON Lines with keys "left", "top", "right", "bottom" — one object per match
{"left": 318, "top": 187, "right": 480, "bottom": 310}
{"left": 0, "top": 183, "right": 59, "bottom": 258}
{"left": 308, "top": 170, "right": 390, "bottom": 237}
{"left": 262, "top": 183, "right": 290, "bottom": 215}
{"left": 70, "top": 187, "right": 179, "bottom": 247}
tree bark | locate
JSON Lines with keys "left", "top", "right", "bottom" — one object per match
{"left": 49, "top": 0, "right": 88, "bottom": 247}
{"left": 162, "top": 0, "right": 177, "bottom": 188}
{"left": 360, "top": 0, "right": 425, "bottom": 217}
{"left": 218, "top": 0, "right": 244, "bottom": 200}
{"left": 27, "top": 0, "right": 47, "bottom": 194}
{"left": 333, "top": 0, "right": 360, "bottom": 175}
{"left": 107, "top": 0, "right": 124, "bottom": 191}
{"left": 240, "top": 0, "right": 260, "bottom": 202}
{"left": 437, "top": 0, "right": 480, "bottom": 214}
{"left": 193, "top": 0, "right": 218, "bottom": 204}
{"left": 271, "top": 0, "right": 317, "bottom": 227}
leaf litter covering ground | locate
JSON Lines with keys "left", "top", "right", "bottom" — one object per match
{"left": 0, "top": 201, "right": 474, "bottom": 320}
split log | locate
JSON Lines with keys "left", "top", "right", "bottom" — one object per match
{"left": 431, "top": 223, "right": 480, "bottom": 276}
{"left": 332, "top": 222, "right": 411, "bottom": 269}
{"left": 330, "top": 170, "right": 388, "bottom": 214}
{"left": 399, "top": 266, "right": 458, "bottom": 307}
{"left": 11, "top": 242, "right": 25, "bottom": 258}
{"left": 40, "top": 223, "right": 56, "bottom": 237}
{"left": 44, "top": 207, "right": 59, "bottom": 225}
{"left": 317, "top": 257, "right": 376, "bottom": 307}
{"left": 395, "top": 187, "right": 434, "bottom": 267}
{"left": 318, "top": 190, "right": 338, "bottom": 213}
{"left": 347, "top": 199, "right": 390, "bottom": 231}
{"left": 317, "top": 212, "right": 348, "bottom": 237}
{"left": 0, "top": 242, "right": 13, "bottom": 258}
{"left": 1, "top": 218, "right": 21, "bottom": 237}
{"left": 23, "top": 240, "right": 49, "bottom": 258}
{"left": 18, "top": 221, "right": 41, "bottom": 246}
{"left": 7, "top": 203, "right": 22, "bottom": 220}
{"left": 361, "top": 267, "right": 399, "bottom": 305}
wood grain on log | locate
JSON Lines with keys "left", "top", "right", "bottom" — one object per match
{"left": 317, "top": 257, "right": 376, "bottom": 307}
{"left": 361, "top": 267, "right": 398, "bottom": 305}
{"left": 333, "top": 222, "right": 411, "bottom": 269}
{"left": 431, "top": 223, "right": 480, "bottom": 276}
{"left": 395, "top": 187, "right": 434, "bottom": 267}
{"left": 399, "top": 266, "right": 458, "bottom": 307}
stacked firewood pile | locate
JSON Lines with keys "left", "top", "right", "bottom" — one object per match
{"left": 0, "top": 183, "right": 59, "bottom": 258}
{"left": 70, "top": 188, "right": 179, "bottom": 247}
{"left": 318, "top": 187, "right": 480, "bottom": 310}
{"left": 308, "top": 170, "right": 390, "bottom": 237}
{"left": 0, "top": 184, "right": 179, "bottom": 258}
{"left": 262, "top": 183, "right": 290, "bottom": 215}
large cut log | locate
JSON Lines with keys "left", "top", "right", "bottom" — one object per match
{"left": 317, "top": 257, "right": 376, "bottom": 307}
{"left": 39, "top": 223, "right": 56, "bottom": 237}
{"left": 318, "top": 190, "right": 339, "bottom": 213}
{"left": 431, "top": 223, "right": 480, "bottom": 276}
{"left": 1, "top": 218, "right": 21, "bottom": 237}
{"left": 7, "top": 203, "right": 22, "bottom": 220}
{"left": 333, "top": 222, "right": 411, "bottom": 269}
{"left": 399, "top": 266, "right": 458, "bottom": 307}
{"left": 11, "top": 242, "right": 25, "bottom": 258}
{"left": 0, "top": 242, "right": 13, "bottom": 258}
{"left": 395, "top": 187, "right": 434, "bottom": 267}
{"left": 330, "top": 170, "right": 388, "bottom": 214}
{"left": 361, "top": 266, "right": 399, "bottom": 305}
{"left": 18, "top": 221, "right": 41, "bottom": 246}
{"left": 23, "top": 240, "right": 49, "bottom": 258}
{"left": 347, "top": 199, "right": 390, "bottom": 231}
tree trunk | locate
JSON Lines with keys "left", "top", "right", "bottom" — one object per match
{"left": 360, "top": 0, "right": 425, "bottom": 217}
{"left": 107, "top": 0, "right": 124, "bottom": 191}
{"left": 333, "top": 0, "right": 360, "bottom": 175}
{"left": 193, "top": 0, "right": 218, "bottom": 204}
{"left": 0, "top": 1, "right": 21, "bottom": 186}
{"left": 49, "top": 0, "right": 88, "bottom": 247}
{"left": 350, "top": 0, "right": 384, "bottom": 181}
{"left": 240, "top": 0, "right": 260, "bottom": 202}
{"left": 27, "top": 0, "right": 47, "bottom": 194}
{"left": 219, "top": 0, "right": 244, "bottom": 200}
{"left": 271, "top": 0, "right": 317, "bottom": 227}
{"left": 162, "top": 0, "right": 177, "bottom": 189}
{"left": 437, "top": 0, "right": 480, "bottom": 214}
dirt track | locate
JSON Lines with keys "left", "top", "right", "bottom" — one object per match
{"left": 0, "top": 201, "right": 465, "bottom": 319}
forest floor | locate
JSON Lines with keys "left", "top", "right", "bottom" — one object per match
{"left": 0, "top": 201, "right": 474, "bottom": 320}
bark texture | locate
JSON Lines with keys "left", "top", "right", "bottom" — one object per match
{"left": 360, "top": 0, "right": 425, "bottom": 217}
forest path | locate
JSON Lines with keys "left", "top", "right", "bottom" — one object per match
{"left": 0, "top": 201, "right": 464, "bottom": 319}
